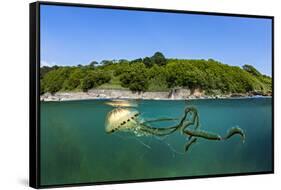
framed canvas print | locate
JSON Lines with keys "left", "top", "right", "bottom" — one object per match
{"left": 29, "top": 1, "right": 274, "bottom": 188}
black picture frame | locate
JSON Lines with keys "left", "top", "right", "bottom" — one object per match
{"left": 29, "top": 1, "right": 274, "bottom": 188}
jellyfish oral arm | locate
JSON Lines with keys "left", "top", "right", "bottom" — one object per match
{"left": 223, "top": 127, "right": 245, "bottom": 142}
{"left": 183, "top": 129, "right": 222, "bottom": 140}
{"left": 138, "top": 124, "right": 179, "bottom": 137}
{"left": 140, "top": 117, "right": 179, "bottom": 125}
{"left": 183, "top": 126, "right": 245, "bottom": 142}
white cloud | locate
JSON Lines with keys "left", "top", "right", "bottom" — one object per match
{"left": 40, "top": 60, "right": 57, "bottom": 67}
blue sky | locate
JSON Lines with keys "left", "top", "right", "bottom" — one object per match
{"left": 40, "top": 5, "right": 272, "bottom": 76}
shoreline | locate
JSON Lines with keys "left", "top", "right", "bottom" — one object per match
{"left": 40, "top": 89, "right": 271, "bottom": 102}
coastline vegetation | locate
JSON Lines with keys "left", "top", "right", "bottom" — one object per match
{"left": 40, "top": 52, "right": 272, "bottom": 95}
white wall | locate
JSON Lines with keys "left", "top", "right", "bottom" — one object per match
{"left": 0, "top": 0, "right": 279, "bottom": 189}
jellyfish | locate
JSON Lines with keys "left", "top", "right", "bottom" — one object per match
{"left": 105, "top": 104, "right": 245, "bottom": 153}
{"left": 105, "top": 99, "right": 138, "bottom": 108}
{"left": 105, "top": 107, "right": 179, "bottom": 137}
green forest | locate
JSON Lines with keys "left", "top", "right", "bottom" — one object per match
{"left": 40, "top": 52, "right": 272, "bottom": 95}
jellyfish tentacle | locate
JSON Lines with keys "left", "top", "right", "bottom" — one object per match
{"left": 155, "top": 137, "right": 185, "bottom": 156}
{"left": 133, "top": 137, "right": 152, "bottom": 149}
{"left": 185, "top": 137, "right": 197, "bottom": 152}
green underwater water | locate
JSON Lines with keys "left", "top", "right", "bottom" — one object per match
{"left": 40, "top": 98, "right": 273, "bottom": 186}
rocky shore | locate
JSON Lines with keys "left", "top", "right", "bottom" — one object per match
{"left": 40, "top": 89, "right": 271, "bottom": 102}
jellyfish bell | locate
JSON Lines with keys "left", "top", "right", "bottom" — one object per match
{"left": 105, "top": 99, "right": 138, "bottom": 108}
{"left": 105, "top": 107, "right": 140, "bottom": 134}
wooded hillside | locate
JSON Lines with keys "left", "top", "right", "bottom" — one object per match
{"left": 40, "top": 52, "right": 272, "bottom": 95}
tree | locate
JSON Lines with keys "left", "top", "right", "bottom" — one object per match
{"left": 130, "top": 58, "right": 142, "bottom": 64}
{"left": 64, "top": 68, "right": 85, "bottom": 90}
{"left": 41, "top": 68, "right": 71, "bottom": 94}
{"left": 89, "top": 61, "right": 98, "bottom": 68}
{"left": 120, "top": 63, "right": 149, "bottom": 92}
{"left": 101, "top": 60, "right": 113, "bottom": 65}
{"left": 143, "top": 57, "right": 153, "bottom": 68}
{"left": 147, "top": 65, "right": 168, "bottom": 90}
{"left": 93, "top": 71, "right": 111, "bottom": 86}
{"left": 40, "top": 66, "right": 54, "bottom": 79}
{"left": 242, "top": 64, "right": 262, "bottom": 76}
{"left": 118, "top": 59, "right": 129, "bottom": 64}
{"left": 81, "top": 71, "right": 111, "bottom": 92}
{"left": 52, "top": 65, "right": 59, "bottom": 70}
{"left": 81, "top": 74, "right": 95, "bottom": 92}
{"left": 151, "top": 52, "right": 167, "bottom": 66}
{"left": 113, "top": 62, "right": 130, "bottom": 76}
